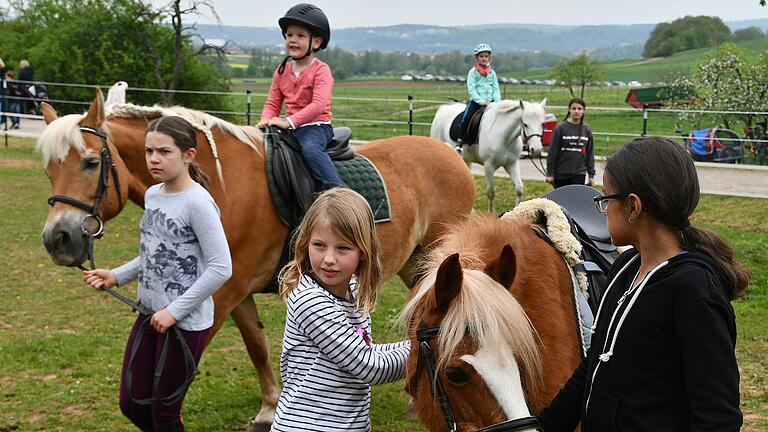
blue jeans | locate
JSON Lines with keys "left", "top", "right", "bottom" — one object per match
{"left": 7, "top": 102, "right": 21, "bottom": 126}
{"left": 292, "top": 124, "right": 343, "bottom": 189}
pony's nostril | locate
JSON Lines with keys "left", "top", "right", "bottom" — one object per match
{"left": 55, "top": 230, "right": 72, "bottom": 247}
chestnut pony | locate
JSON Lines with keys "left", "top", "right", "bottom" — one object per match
{"left": 401, "top": 213, "right": 582, "bottom": 432}
{"left": 37, "top": 91, "right": 475, "bottom": 430}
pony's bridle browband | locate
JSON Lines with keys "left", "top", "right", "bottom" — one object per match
{"left": 46, "top": 126, "right": 198, "bottom": 407}
{"left": 415, "top": 319, "right": 541, "bottom": 432}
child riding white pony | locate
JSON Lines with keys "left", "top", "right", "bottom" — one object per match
{"left": 430, "top": 99, "right": 546, "bottom": 212}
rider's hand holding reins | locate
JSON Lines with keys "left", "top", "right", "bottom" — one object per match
{"left": 150, "top": 308, "right": 178, "bottom": 334}
{"left": 83, "top": 269, "right": 116, "bottom": 291}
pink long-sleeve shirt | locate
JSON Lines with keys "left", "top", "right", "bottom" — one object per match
{"left": 260, "top": 58, "right": 333, "bottom": 128}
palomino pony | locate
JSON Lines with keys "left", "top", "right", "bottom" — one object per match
{"left": 430, "top": 99, "right": 547, "bottom": 213}
{"left": 37, "top": 91, "right": 476, "bottom": 431}
{"left": 401, "top": 213, "right": 583, "bottom": 432}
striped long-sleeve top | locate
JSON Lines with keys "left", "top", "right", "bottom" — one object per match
{"left": 271, "top": 275, "right": 410, "bottom": 432}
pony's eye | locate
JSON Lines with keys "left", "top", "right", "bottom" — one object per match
{"left": 83, "top": 158, "right": 100, "bottom": 170}
{"left": 445, "top": 366, "right": 470, "bottom": 384}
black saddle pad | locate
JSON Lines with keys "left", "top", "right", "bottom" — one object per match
{"left": 449, "top": 107, "right": 484, "bottom": 145}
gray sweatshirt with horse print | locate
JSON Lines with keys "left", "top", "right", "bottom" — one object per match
{"left": 112, "top": 183, "right": 232, "bottom": 331}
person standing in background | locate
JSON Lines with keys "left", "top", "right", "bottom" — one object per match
{"left": 546, "top": 97, "right": 595, "bottom": 188}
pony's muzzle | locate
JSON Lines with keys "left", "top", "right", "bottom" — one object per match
{"left": 42, "top": 214, "right": 88, "bottom": 266}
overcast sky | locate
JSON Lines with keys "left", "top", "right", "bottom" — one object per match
{"left": 184, "top": 0, "right": 764, "bottom": 28}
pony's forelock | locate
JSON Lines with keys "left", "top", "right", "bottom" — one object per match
{"left": 37, "top": 114, "right": 87, "bottom": 165}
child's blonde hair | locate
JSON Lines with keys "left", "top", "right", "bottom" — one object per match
{"left": 279, "top": 188, "right": 382, "bottom": 314}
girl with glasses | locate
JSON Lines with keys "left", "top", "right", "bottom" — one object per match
{"left": 539, "top": 136, "right": 749, "bottom": 431}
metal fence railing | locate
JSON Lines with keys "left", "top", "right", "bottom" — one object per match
{"left": 2, "top": 79, "right": 768, "bottom": 162}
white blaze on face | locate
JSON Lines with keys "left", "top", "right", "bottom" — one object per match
{"left": 461, "top": 344, "right": 534, "bottom": 426}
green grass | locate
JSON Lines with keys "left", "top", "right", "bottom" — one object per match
{"left": 0, "top": 146, "right": 765, "bottom": 431}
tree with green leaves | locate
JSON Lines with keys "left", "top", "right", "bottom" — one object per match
{"left": 2, "top": 0, "right": 232, "bottom": 112}
{"left": 643, "top": 16, "right": 731, "bottom": 58}
{"left": 732, "top": 27, "right": 765, "bottom": 42}
{"left": 550, "top": 52, "right": 605, "bottom": 98}
{"left": 670, "top": 44, "right": 768, "bottom": 131}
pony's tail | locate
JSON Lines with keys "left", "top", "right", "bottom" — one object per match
{"left": 189, "top": 161, "right": 211, "bottom": 190}
{"left": 681, "top": 226, "right": 751, "bottom": 300}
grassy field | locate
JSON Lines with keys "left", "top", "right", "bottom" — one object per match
{"left": 1, "top": 135, "right": 765, "bottom": 431}
{"left": 223, "top": 79, "right": 751, "bottom": 162}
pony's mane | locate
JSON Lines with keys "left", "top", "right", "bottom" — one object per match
{"left": 36, "top": 113, "right": 86, "bottom": 165}
{"left": 106, "top": 103, "right": 263, "bottom": 152}
{"left": 401, "top": 214, "right": 543, "bottom": 396}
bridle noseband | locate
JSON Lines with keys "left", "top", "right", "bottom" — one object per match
{"left": 46, "top": 126, "right": 198, "bottom": 406}
{"left": 414, "top": 319, "right": 541, "bottom": 432}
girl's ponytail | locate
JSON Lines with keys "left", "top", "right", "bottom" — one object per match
{"left": 681, "top": 226, "right": 751, "bottom": 300}
{"left": 189, "top": 161, "right": 211, "bottom": 190}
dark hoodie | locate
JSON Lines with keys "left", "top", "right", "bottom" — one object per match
{"left": 539, "top": 248, "right": 741, "bottom": 432}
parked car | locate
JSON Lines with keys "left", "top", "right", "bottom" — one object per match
{"left": 400, "top": 74, "right": 413, "bottom": 81}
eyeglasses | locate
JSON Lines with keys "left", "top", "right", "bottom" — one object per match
{"left": 593, "top": 193, "right": 627, "bottom": 214}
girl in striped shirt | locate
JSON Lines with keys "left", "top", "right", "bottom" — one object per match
{"left": 272, "top": 188, "right": 410, "bottom": 432}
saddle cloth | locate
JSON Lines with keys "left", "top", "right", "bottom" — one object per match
{"left": 264, "top": 126, "right": 391, "bottom": 228}
{"left": 449, "top": 106, "right": 486, "bottom": 144}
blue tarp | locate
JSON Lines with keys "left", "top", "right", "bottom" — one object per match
{"left": 688, "top": 128, "right": 715, "bottom": 156}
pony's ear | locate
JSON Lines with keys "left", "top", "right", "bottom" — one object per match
{"left": 485, "top": 244, "right": 517, "bottom": 289}
{"left": 519, "top": 100, "right": 524, "bottom": 110}
{"left": 431, "top": 252, "right": 463, "bottom": 315}
{"left": 541, "top": 97, "right": 547, "bottom": 107}
{"left": 41, "top": 102, "right": 58, "bottom": 125}
{"left": 81, "top": 88, "right": 106, "bottom": 128}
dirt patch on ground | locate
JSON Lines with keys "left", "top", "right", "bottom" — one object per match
{"left": 0, "top": 159, "right": 39, "bottom": 169}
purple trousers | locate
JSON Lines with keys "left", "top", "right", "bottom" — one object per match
{"left": 119, "top": 315, "right": 209, "bottom": 431}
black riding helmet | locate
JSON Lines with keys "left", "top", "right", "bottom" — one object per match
{"left": 278, "top": 3, "right": 331, "bottom": 50}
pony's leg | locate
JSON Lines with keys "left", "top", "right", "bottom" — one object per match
{"left": 397, "top": 245, "right": 424, "bottom": 288}
{"left": 229, "top": 296, "right": 281, "bottom": 431}
{"left": 483, "top": 161, "right": 497, "bottom": 214}
{"left": 506, "top": 160, "right": 525, "bottom": 206}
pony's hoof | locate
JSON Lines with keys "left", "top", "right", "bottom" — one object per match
{"left": 247, "top": 421, "right": 272, "bottom": 432}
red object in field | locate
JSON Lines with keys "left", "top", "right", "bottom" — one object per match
{"left": 542, "top": 113, "right": 557, "bottom": 146}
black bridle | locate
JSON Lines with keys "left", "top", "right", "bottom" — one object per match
{"left": 47, "top": 126, "right": 197, "bottom": 406}
{"left": 47, "top": 126, "right": 123, "bottom": 239}
{"left": 415, "top": 320, "right": 541, "bottom": 432}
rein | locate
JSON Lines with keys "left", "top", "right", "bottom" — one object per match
{"left": 48, "top": 126, "right": 198, "bottom": 406}
{"left": 514, "top": 104, "right": 548, "bottom": 178}
{"left": 414, "top": 319, "right": 541, "bottom": 432}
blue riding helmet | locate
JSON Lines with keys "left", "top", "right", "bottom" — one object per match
{"left": 474, "top": 43, "right": 492, "bottom": 55}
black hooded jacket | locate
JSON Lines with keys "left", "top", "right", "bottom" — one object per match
{"left": 539, "top": 248, "right": 741, "bottom": 432}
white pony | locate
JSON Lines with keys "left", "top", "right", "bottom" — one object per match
{"left": 430, "top": 99, "right": 547, "bottom": 212}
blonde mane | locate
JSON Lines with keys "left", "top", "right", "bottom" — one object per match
{"left": 106, "top": 103, "right": 263, "bottom": 153}
{"left": 37, "top": 103, "right": 264, "bottom": 192}
{"left": 36, "top": 114, "right": 86, "bottom": 165}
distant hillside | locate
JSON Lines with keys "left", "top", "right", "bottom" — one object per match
{"left": 514, "top": 37, "right": 768, "bottom": 82}
{"left": 198, "top": 18, "right": 768, "bottom": 61}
